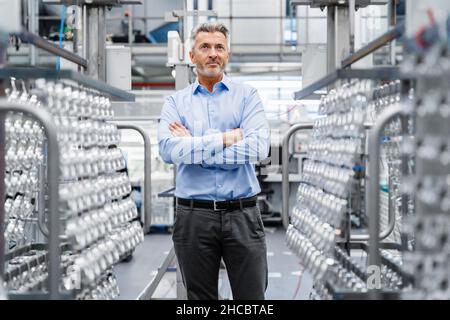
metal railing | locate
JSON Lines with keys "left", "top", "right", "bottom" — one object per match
{"left": 367, "top": 105, "right": 408, "bottom": 299}
{"left": 280, "top": 120, "right": 399, "bottom": 243}
{"left": 117, "top": 124, "right": 152, "bottom": 234}
{"left": 281, "top": 122, "right": 314, "bottom": 229}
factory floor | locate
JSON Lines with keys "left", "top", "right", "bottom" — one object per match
{"left": 114, "top": 224, "right": 313, "bottom": 300}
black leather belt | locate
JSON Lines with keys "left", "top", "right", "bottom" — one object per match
{"left": 176, "top": 196, "right": 258, "bottom": 211}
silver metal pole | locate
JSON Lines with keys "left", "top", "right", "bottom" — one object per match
{"left": 0, "top": 38, "right": 6, "bottom": 281}
{"left": 400, "top": 108, "right": 409, "bottom": 243}
{"left": 367, "top": 105, "right": 404, "bottom": 299}
{"left": 351, "top": 122, "right": 397, "bottom": 242}
{"left": 175, "top": 64, "right": 191, "bottom": 90}
{"left": 229, "top": 0, "right": 233, "bottom": 51}
{"left": 349, "top": 0, "right": 355, "bottom": 55}
{"left": 37, "top": 162, "right": 49, "bottom": 238}
{"left": 327, "top": 6, "right": 336, "bottom": 74}
{"left": 0, "top": 100, "right": 60, "bottom": 300}
{"left": 87, "top": 7, "right": 99, "bottom": 79}
{"left": 117, "top": 124, "right": 152, "bottom": 234}
{"left": 28, "top": 0, "right": 37, "bottom": 66}
{"left": 279, "top": 0, "right": 283, "bottom": 59}
{"left": 83, "top": 5, "right": 87, "bottom": 60}
{"left": 335, "top": 6, "right": 350, "bottom": 69}
{"left": 281, "top": 122, "right": 314, "bottom": 229}
{"left": 143, "top": 0, "right": 148, "bottom": 36}
{"left": 388, "top": 0, "right": 397, "bottom": 65}
{"left": 98, "top": 6, "right": 106, "bottom": 81}
{"left": 198, "top": 0, "right": 208, "bottom": 24}
{"left": 350, "top": 198, "right": 396, "bottom": 241}
{"left": 128, "top": 5, "right": 133, "bottom": 49}
{"left": 18, "top": 31, "right": 88, "bottom": 68}
{"left": 0, "top": 112, "right": 5, "bottom": 279}
{"left": 341, "top": 23, "right": 404, "bottom": 68}
{"left": 181, "top": 0, "right": 188, "bottom": 61}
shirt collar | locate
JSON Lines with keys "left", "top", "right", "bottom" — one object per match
{"left": 192, "top": 73, "right": 231, "bottom": 95}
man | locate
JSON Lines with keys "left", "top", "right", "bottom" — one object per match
{"left": 158, "top": 22, "right": 270, "bottom": 300}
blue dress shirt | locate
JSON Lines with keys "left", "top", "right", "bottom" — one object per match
{"left": 158, "top": 74, "right": 270, "bottom": 200}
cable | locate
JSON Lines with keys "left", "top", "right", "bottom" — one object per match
{"left": 291, "top": 262, "right": 304, "bottom": 300}
{"left": 56, "top": 5, "right": 66, "bottom": 71}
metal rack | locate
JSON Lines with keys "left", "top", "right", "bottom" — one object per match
{"left": 283, "top": 84, "right": 412, "bottom": 299}
{"left": 366, "top": 104, "right": 409, "bottom": 299}
{"left": 398, "top": 13, "right": 450, "bottom": 300}
{"left": 292, "top": 67, "right": 411, "bottom": 101}
{"left": 282, "top": 121, "right": 378, "bottom": 230}
{"left": 0, "top": 100, "right": 61, "bottom": 299}
{"left": 282, "top": 29, "right": 415, "bottom": 297}
{"left": 324, "top": 241, "right": 414, "bottom": 300}
{"left": 1, "top": 76, "right": 145, "bottom": 299}
{"left": 0, "top": 68, "right": 135, "bottom": 102}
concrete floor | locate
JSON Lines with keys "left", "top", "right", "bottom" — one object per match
{"left": 114, "top": 225, "right": 313, "bottom": 300}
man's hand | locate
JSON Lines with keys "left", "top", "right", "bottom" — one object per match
{"left": 223, "top": 128, "right": 243, "bottom": 148}
{"left": 169, "top": 122, "right": 192, "bottom": 137}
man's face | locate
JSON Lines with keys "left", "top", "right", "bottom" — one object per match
{"left": 190, "top": 31, "right": 230, "bottom": 78}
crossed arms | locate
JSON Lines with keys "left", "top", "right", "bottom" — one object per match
{"left": 157, "top": 88, "right": 270, "bottom": 169}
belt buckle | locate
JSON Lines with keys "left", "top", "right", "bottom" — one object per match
{"left": 213, "top": 200, "right": 219, "bottom": 211}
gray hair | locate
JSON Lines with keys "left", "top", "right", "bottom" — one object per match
{"left": 190, "top": 22, "right": 230, "bottom": 50}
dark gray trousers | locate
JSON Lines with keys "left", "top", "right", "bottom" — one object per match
{"left": 172, "top": 204, "right": 268, "bottom": 300}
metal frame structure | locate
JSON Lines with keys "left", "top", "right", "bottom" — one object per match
{"left": 279, "top": 7, "right": 414, "bottom": 295}
{"left": 325, "top": 242, "right": 411, "bottom": 299}
{"left": 281, "top": 122, "right": 379, "bottom": 230}
{"left": 366, "top": 104, "right": 409, "bottom": 299}
{"left": 17, "top": 31, "right": 88, "bottom": 68}
{"left": 281, "top": 122, "right": 314, "bottom": 229}
{"left": 0, "top": 67, "right": 135, "bottom": 101}
{"left": 341, "top": 22, "right": 404, "bottom": 68}
{"left": 37, "top": 163, "right": 49, "bottom": 238}
{"left": 293, "top": 67, "right": 410, "bottom": 100}
{"left": 291, "top": 0, "right": 393, "bottom": 74}
{"left": 137, "top": 246, "right": 177, "bottom": 300}
{"left": 0, "top": 100, "right": 61, "bottom": 300}
{"left": 41, "top": 0, "right": 142, "bottom": 80}
{"left": 281, "top": 108, "right": 411, "bottom": 299}
{"left": 282, "top": 66, "right": 412, "bottom": 230}
{"left": 116, "top": 124, "right": 152, "bottom": 234}
{"left": 280, "top": 120, "right": 398, "bottom": 240}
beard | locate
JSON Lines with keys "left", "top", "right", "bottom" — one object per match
{"left": 197, "top": 63, "right": 225, "bottom": 78}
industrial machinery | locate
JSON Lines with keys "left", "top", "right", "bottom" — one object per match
{"left": 0, "top": 0, "right": 149, "bottom": 300}
{"left": 0, "top": 77, "right": 144, "bottom": 299}
{"left": 283, "top": 0, "right": 450, "bottom": 300}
